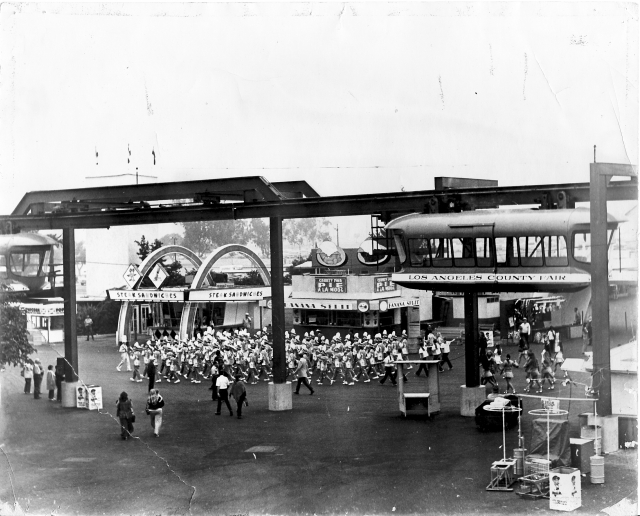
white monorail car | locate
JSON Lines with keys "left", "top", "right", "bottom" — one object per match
{"left": 386, "top": 208, "right": 620, "bottom": 293}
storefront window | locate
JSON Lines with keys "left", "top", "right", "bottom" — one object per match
{"left": 335, "top": 311, "right": 362, "bottom": 327}
{"left": 301, "top": 309, "right": 331, "bottom": 326}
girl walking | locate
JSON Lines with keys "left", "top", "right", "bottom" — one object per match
{"left": 500, "top": 354, "right": 519, "bottom": 394}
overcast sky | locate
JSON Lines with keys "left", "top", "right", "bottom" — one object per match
{"left": 0, "top": 2, "right": 637, "bottom": 246}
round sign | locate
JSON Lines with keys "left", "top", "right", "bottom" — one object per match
{"left": 316, "top": 241, "right": 348, "bottom": 267}
{"left": 379, "top": 300, "right": 389, "bottom": 312}
{"left": 357, "top": 238, "right": 391, "bottom": 266}
{"left": 357, "top": 300, "right": 370, "bottom": 313}
{"left": 266, "top": 299, "right": 273, "bottom": 310}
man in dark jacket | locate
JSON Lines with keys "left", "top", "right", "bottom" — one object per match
{"left": 147, "top": 358, "right": 157, "bottom": 392}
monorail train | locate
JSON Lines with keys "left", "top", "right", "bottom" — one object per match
{"left": 0, "top": 233, "right": 57, "bottom": 292}
{"left": 386, "top": 208, "right": 620, "bottom": 293}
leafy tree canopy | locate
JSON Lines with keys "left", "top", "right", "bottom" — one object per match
{"left": 135, "top": 235, "right": 163, "bottom": 263}
{"left": 181, "top": 220, "right": 250, "bottom": 257}
{"left": 0, "top": 291, "right": 34, "bottom": 367}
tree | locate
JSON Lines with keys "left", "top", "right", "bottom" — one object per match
{"left": 284, "top": 252, "right": 312, "bottom": 285}
{"left": 233, "top": 270, "right": 266, "bottom": 286}
{"left": 0, "top": 291, "right": 34, "bottom": 367}
{"left": 181, "top": 220, "right": 250, "bottom": 257}
{"left": 248, "top": 219, "right": 271, "bottom": 257}
{"left": 135, "top": 235, "right": 163, "bottom": 263}
{"left": 159, "top": 233, "right": 184, "bottom": 247}
{"left": 283, "top": 218, "right": 333, "bottom": 252}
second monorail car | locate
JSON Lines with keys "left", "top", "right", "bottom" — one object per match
{"left": 386, "top": 208, "right": 620, "bottom": 293}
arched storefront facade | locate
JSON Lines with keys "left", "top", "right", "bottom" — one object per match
{"left": 115, "top": 245, "right": 202, "bottom": 345}
{"left": 180, "top": 244, "right": 271, "bottom": 341}
{"left": 111, "top": 244, "right": 271, "bottom": 345}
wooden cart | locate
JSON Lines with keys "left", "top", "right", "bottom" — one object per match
{"left": 395, "top": 360, "right": 441, "bottom": 418}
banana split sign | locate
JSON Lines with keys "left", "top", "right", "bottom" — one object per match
{"left": 108, "top": 289, "right": 185, "bottom": 302}
{"left": 189, "top": 287, "right": 271, "bottom": 302}
{"left": 378, "top": 298, "right": 420, "bottom": 312}
{"left": 285, "top": 299, "right": 355, "bottom": 310}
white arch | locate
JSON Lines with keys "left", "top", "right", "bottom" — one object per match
{"left": 179, "top": 244, "right": 271, "bottom": 341}
{"left": 116, "top": 245, "right": 202, "bottom": 345}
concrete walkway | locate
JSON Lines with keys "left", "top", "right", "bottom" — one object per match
{"left": 0, "top": 330, "right": 636, "bottom": 515}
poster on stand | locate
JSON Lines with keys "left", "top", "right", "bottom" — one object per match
{"left": 87, "top": 385, "right": 103, "bottom": 410}
{"left": 75, "top": 386, "right": 87, "bottom": 409}
{"left": 549, "top": 467, "right": 581, "bottom": 511}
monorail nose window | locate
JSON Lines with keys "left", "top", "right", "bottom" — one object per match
{"left": 572, "top": 231, "right": 613, "bottom": 264}
{"left": 9, "top": 251, "right": 47, "bottom": 277}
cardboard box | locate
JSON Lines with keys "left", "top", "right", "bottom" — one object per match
{"left": 549, "top": 467, "right": 581, "bottom": 512}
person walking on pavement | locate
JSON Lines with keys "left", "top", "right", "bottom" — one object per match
{"left": 379, "top": 352, "right": 397, "bottom": 386}
{"left": 439, "top": 335, "right": 453, "bottom": 372}
{"left": 55, "top": 362, "right": 64, "bottom": 402}
{"left": 519, "top": 318, "right": 530, "bottom": 346}
{"left": 147, "top": 357, "right": 157, "bottom": 392}
{"left": 230, "top": 374, "right": 249, "bottom": 419}
{"left": 117, "top": 340, "right": 132, "bottom": 372}
{"left": 116, "top": 391, "right": 135, "bottom": 440}
{"left": 415, "top": 340, "right": 429, "bottom": 377}
{"left": 33, "top": 359, "right": 43, "bottom": 399}
{"left": 294, "top": 352, "right": 315, "bottom": 395}
{"left": 145, "top": 389, "right": 165, "bottom": 437}
{"left": 46, "top": 365, "right": 56, "bottom": 401}
{"left": 215, "top": 372, "right": 233, "bottom": 416}
{"left": 22, "top": 360, "right": 33, "bottom": 394}
{"left": 84, "top": 315, "right": 95, "bottom": 341}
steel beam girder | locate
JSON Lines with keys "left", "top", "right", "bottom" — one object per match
{"left": 2, "top": 179, "right": 637, "bottom": 231}
{"left": 11, "top": 176, "right": 289, "bottom": 215}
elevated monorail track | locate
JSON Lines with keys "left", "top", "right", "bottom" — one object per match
{"left": 0, "top": 177, "right": 637, "bottom": 231}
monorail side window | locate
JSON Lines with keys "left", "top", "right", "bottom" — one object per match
{"left": 431, "top": 238, "right": 453, "bottom": 267}
{"left": 408, "top": 238, "right": 431, "bottom": 267}
{"left": 476, "top": 238, "right": 492, "bottom": 267}
{"left": 545, "top": 235, "right": 568, "bottom": 266}
{"left": 452, "top": 238, "right": 474, "bottom": 267}
{"left": 518, "top": 236, "right": 544, "bottom": 266}
{"left": 494, "top": 237, "right": 518, "bottom": 266}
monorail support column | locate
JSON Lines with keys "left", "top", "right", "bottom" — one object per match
{"left": 589, "top": 167, "right": 611, "bottom": 417}
{"left": 589, "top": 163, "right": 637, "bottom": 416}
{"left": 268, "top": 216, "right": 292, "bottom": 410}
{"left": 61, "top": 227, "right": 79, "bottom": 408}
{"left": 460, "top": 291, "right": 484, "bottom": 416}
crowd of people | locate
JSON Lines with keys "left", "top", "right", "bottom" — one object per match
{"left": 115, "top": 326, "right": 458, "bottom": 393}
{"left": 479, "top": 323, "right": 567, "bottom": 394}
{"left": 21, "top": 358, "right": 64, "bottom": 401}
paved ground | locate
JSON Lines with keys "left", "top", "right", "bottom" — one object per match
{"left": 0, "top": 300, "right": 637, "bottom": 515}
